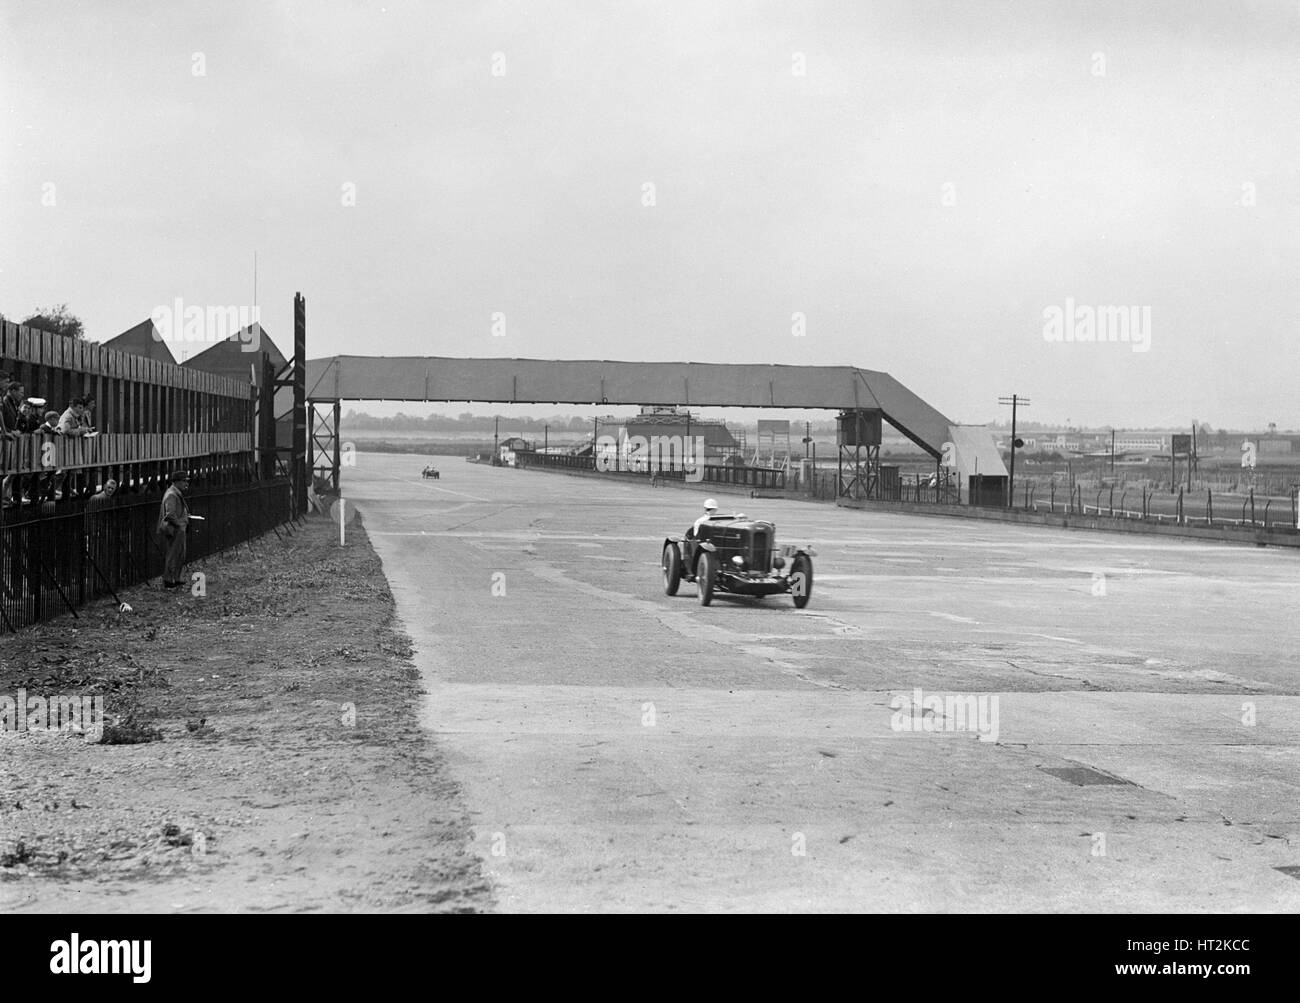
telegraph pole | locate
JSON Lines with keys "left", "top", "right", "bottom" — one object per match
{"left": 998, "top": 394, "right": 1030, "bottom": 507}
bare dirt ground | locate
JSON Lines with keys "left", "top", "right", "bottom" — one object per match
{"left": 0, "top": 513, "right": 491, "bottom": 913}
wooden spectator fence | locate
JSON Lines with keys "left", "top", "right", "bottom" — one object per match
{"left": 0, "top": 320, "right": 295, "bottom": 630}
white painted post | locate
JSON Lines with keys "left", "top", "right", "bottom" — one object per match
{"left": 339, "top": 498, "right": 346, "bottom": 546}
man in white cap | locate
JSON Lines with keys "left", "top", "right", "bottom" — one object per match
{"left": 690, "top": 498, "right": 719, "bottom": 538}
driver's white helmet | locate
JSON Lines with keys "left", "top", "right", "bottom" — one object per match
{"left": 704, "top": 498, "right": 718, "bottom": 511}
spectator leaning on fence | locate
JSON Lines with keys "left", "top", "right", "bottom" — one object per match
{"left": 32, "top": 409, "right": 64, "bottom": 503}
{"left": 58, "top": 397, "right": 90, "bottom": 437}
{"left": 17, "top": 398, "right": 41, "bottom": 433}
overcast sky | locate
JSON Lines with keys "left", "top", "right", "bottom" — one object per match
{"left": 1, "top": 1, "right": 1296, "bottom": 429}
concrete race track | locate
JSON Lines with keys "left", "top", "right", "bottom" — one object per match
{"left": 344, "top": 453, "right": 1300, "bottom": 912}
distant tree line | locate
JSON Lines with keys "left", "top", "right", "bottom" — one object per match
{"left": 0, "top": 304, "right": 85, "bottom": 339}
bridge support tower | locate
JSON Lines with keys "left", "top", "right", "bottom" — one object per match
{"left": 837, "top": 409, "right": 883, "bottom": 500}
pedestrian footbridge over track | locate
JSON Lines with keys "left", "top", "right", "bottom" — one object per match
{"left": 305, "top": 356, "right": 998, "bottom": 469}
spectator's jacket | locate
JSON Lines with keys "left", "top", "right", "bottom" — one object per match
{"left": 158, "top": 485, "right": 190, "bottom": 535}
{"left": 1, "top": 396, "right": 22, "bottom": 435}
{"left": 86, "top": 490, "right": 114, "bottom": 514}
{"left": 57, "top": 407, "right": 86, "bottom": 436}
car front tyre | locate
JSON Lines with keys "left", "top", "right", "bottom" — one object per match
{"left": 697, "top": 551, "right": 716, "bottom": 606}
{"left": 663, "top": 542, "right": 683, "bottom": 596}
{"left": 791, "top": 555, "right": 813, "bottom": 609}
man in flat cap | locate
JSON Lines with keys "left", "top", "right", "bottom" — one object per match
{"left": 157, "top": 470, "right": 191, "bottom": 589}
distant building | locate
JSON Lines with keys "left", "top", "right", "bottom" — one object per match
{"left": 101, "top": 318, "right": 178, "bottom": 365}
{"left": 180, "top": 323, "right": 286, "bottom": 383}
{"left": 495, "top": 436, "right": 535, "bottom": 466}
{"left": 182, "top": 323, "right": 291, "bottom": 448}
{"left": 1115, "top": 436, "right": 1166, "bottom": 452}
{"left": 607, "top": 407, "right": 743, "bottom": 467}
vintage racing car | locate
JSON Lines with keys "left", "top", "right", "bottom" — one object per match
{"left": 421, "top": 465, "right": 441, "bottom": 479}
{"left": 662, "top": 510, "right": 815, "bottom": 608}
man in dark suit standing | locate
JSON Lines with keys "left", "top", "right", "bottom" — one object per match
{"left": 157, "top": 470, "right": 191, "bottom": 589}
{"left": 1, "top": 381, "right": 26, "bottom": 506}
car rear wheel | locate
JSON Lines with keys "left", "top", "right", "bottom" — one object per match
{"left": 697, "top": 551, "right": 716, "bottom": 606}
{"left": 790, "top": 555, "right": 813, "bottom": 609}
{"left": 662, "top": 543, "right": 682, "bottom": 596}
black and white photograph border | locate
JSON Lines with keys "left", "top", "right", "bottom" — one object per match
{"left": 0, "top": 0, "right": 1296, "bottom": 954}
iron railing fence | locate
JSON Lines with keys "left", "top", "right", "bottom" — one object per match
{"left": 0, "top": 479, "right": 293, "bottom": 631}
{"left": 1032, "top": 482, "right": 1300, "bottom": 530}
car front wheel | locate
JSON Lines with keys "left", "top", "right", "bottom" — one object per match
{"left": 697, "top": 551, "right": 717, "bottom": 606}
{"left": 790, "top": 555, "right": 813, "bottom": 609}
{"left": 662, "top": 543, "right": 682, "bottom": 596}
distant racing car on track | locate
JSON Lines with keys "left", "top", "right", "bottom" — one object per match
{"left": 662, "top": 506, "right": 815, "bottom": 608}
{"left": 421, "top": 465, "right": 440, "bottom": 479}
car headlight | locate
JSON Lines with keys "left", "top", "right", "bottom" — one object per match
{"left": 731, "top": 556, "right": 745, "bottom": 566}
{"left": 772, "top": 556, "right": 786, "bottom": 569}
